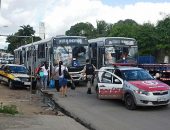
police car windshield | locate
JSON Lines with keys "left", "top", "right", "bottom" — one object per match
{"left": 9, "top": 66, "right": 28, "bottom": 74}
{"left": 122, "top": 69, "right": 154, "bottom": 81}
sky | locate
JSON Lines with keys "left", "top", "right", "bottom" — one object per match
{"left": 0, "top": 0, "right": 170, "bottom": 49}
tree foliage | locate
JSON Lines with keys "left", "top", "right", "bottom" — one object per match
{"left": 7, "top": 25, "right": 41, "bottom": 54}
{"left": 96, "top": 20, "right": 112, "bottom": 37}
{"left": 110, "top": 19, "right": 139, "bottom": 38}
{"left": 156, "top": 17, "right": 170, "bottom": 52}
{"left": 66, "top": 17, "right": 170, "bottom": 61}
{"left": 66, "top": 22, "right": 96, "bottom": 38}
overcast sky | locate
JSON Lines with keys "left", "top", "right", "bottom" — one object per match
{"left": 0, "top": 0, "right": 170, "bottom": 49}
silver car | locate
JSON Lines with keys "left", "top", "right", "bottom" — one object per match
{"left": 95, "top": 66, "right": 170, "bottom": 110}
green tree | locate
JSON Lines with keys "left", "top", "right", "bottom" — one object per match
{"left": 6, "top": 25, "right": 41, "bottom": 54}
{"left": 109, "top": 19, "right": 139, "bottom": 38}
{"left": 136, "top": 23, "right": 158, "bottom": 55}
{"left": 96, "top": 20, "right": 112, "bottom": 37}
{"left": 156, "top": 16, "right": 170, "bottom": 53}
{"left": 66, "top": 22, "right": 96, "bottom": 38}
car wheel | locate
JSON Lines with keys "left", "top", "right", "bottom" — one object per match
{"left": 125, "top": 94, "right": 136, "bottom": 110}
{"left": 96, "top": 86, "right": 100, "bottom": 99}
{"left": 8, "top": 80, "right": 14, "bottom": 89}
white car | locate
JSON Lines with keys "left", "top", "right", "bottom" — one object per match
{"left": 95, "top": 66, "right": 170, "bottom": 110}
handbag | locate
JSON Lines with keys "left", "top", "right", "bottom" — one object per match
{"left": 39, "top": 71, "right": 44, "bottom": 77}
{"left": 50, "top": 79, "right": 55, "bottom": 88}
{"left": 63, "top": 69, "right": 70, "bottom": 79}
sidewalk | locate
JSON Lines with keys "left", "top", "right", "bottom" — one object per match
{"left": 0, "top": 114, "right": 88, "bottom": 130}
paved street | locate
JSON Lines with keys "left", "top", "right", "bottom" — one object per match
{"left": 46, "top": 86, "right": 170, "bottom": 130}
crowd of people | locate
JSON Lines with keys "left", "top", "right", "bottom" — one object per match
{"left": 35, "top": 59, "right": 96, "bottom": 97}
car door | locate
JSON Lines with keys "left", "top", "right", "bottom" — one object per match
{"left": 97, "top": 70, "right": 123, "bottom": 99}
{"left": 2, "top": 66, "right": 11, "bottom": 83}
{"left": 0, "top": 65, "right": 6, "bottom": 81}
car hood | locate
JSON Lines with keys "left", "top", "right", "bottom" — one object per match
{"left": 128, "top": 80, "right": 170, "bottom": 92}
{"left": 12, "top": 73, "right": 30, "bottom": 78}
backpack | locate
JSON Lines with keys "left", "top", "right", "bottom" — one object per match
{"left": 85, "top": 64, "right": 94, "bottom": 75}
{"left": 39, "top": 70, "right": 44, "bottom": 77}
{"left": 63, "top": 69, "right": 70, "bottom": 79}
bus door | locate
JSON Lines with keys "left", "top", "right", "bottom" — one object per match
{"left": 97, "top": 46, "right": 105, "bottom": 69}
{"left": 89, "top": 43, "right": 97, "bottom": 67}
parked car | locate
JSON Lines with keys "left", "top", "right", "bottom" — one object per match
{"left": 0, "top": 58, "right": 9, "bottom": 64}
{"left": 95, "top": 66, "right": 170, "bottom": 110}
{"left": 0, "top": 64, "right": 31, "bottom": 89}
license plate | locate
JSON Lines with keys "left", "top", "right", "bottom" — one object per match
{"left": 157, "top": 97, "right": 166, "bottom": 102}
{"left": 72, "top": 74, "right": 79, "bottom": 77}
{"left": 24, "top": 82, "right": 31, "bottom": 85}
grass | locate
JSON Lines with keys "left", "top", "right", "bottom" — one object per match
{"left": 0, "top": 102, "right": 18, "bottom": 115}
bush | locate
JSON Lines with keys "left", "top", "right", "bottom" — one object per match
{"left": 0, "top": 102, "right": 18, "bottom": 115}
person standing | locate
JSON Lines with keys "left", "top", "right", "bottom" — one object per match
{"left": 82, "top": 59, "right": 96, "bottom": 94}
{"left": 40, "top": 62, "right": 49, "bottom": 90}
{"left": 56, "top": 61, "right": 68, "bottom": 97}
{"left": 52, "top": 62, "right": 60, "bottom": 92}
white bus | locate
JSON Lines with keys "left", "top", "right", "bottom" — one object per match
{"left": 88, "top": 37, "right": 138, "bottom": 69}
{"left": 14, "top": 35, "right": 89, "bottom": 82}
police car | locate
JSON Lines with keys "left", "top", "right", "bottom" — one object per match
{"left": 0, "top": 64, "right": 31, "bottom": 89}
{"left": 95, "top": 66, "right": 170, "bottom": 110}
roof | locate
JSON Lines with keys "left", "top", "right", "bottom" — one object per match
{"left": 100, "top": 66, "right": 142, "bottom": 71}
{"left": 88, "top": 37, "right": 136, "bottom": 43}
{"left": 5, "top": 64, "right": 26, "bottom": 67}
{"left": 14, "top": 35, "right": 88, "bottom": 51}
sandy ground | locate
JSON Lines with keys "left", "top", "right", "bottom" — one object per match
{"left": 0, "top": 83, "right": 56, "bottom": 115}
{"left": 0, "top": 83, "right": 89, "bottom": 130}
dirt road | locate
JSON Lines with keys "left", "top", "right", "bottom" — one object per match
{"left": 0, "top": 83, "right": 88, "bottom": 130}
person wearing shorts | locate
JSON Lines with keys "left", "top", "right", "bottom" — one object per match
{"left": 55, "top": 61, "right": 68, "bottom": 97}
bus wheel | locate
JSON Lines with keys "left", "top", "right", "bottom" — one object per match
{"left": 8, "top": 80, "right": 14, "bottom": 89}
{"left": 125, "top": 94, "right": 136, "bottom": 110}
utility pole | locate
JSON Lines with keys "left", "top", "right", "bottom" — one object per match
{"left": 0, "top": 0, "right": 1, "bottom": 10}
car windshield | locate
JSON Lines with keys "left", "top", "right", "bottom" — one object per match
{"left": 9, "top": 66, "right": 28, "bottom": 74}
{"left": 121, "top": 69, "right": 154, "bottom": 81}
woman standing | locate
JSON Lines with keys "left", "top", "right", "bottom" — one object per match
{"left": 56, "top": 61, "right": 68, "bottom": 97}
{"left": 52, "top": 62, "right": 60, "bottom": 92}
{"left": 40, "top": 62, "right": 49, "bottom": 90}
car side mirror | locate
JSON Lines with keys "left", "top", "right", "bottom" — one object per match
{"left": 114, "top": 79, "right": 121, "bottom": 84}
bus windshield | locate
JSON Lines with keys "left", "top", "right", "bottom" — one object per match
{"left": 105, "top": 38, "right": 138, "bottom": 65}
{"left": 53, "top": 37, "right": 89, "bottom": 66}
{"left": 105, "top": 46, "right": 137, "bottom": 64}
